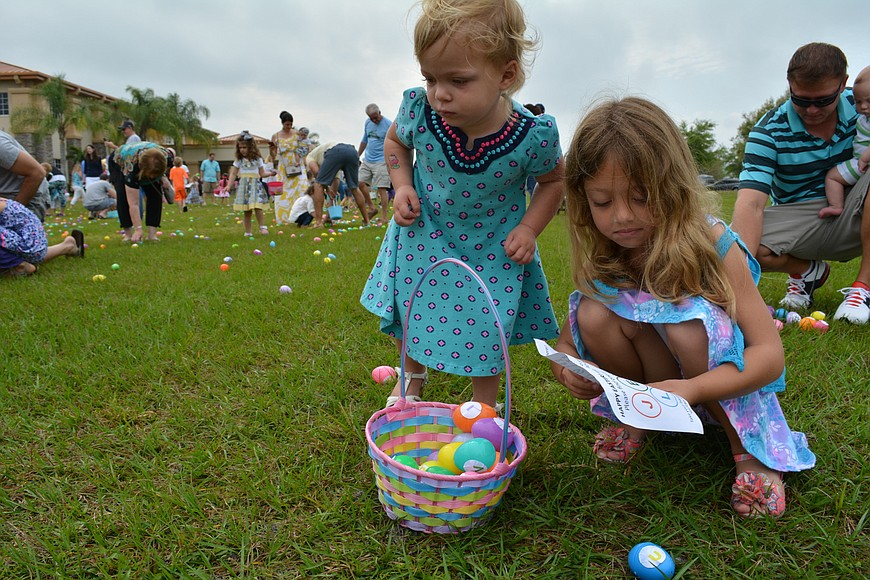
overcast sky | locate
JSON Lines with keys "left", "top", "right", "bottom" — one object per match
{"left": 6, "top": 0, "right": 869, "bottom": 163}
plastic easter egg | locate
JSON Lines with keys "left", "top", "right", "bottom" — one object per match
{"left": 773, "top": 319, "right": 784, "bottom": 332}
{"left": 313, "top": 237, "right": 322, "bottom": 242}
{"left": 327, "top": 253, "right": 336, "bottom": 260}
{"left": 418, "top": 460, "right": 444, "bottom": 472}
{"left": 798, "top": 316, "right": 816, "bottom": 331}
{"left": 774, "top": 308, "right": 787, "bottom": 320}
{"left": 223, "top": 256, "right": 233, "bottom": 263}
{"left": 453, "top": 438, "right": 497, "bottom": 473}
{"left": 92, "top": 274, "right": 106, "bottom": 282}
{"left": 392, "top": 455, "right": 418, "bottom": 469}
{"left": 220, "top": 263, "right": 229, "bottom": 271}
{"left": 371, "top": 365, "right": 397, "bottom": 384}
{"left": 810, "top": 310, "right": 826, "bottom": 321}
{"left": 253, "top": 249, "right": 262, "bottom": 256}
{"left": 313, "top": 250, "right": 321, "bottom": 256}
{"left": 436, "top": 442, "right": 464, "bottom": 474}
{"left": 279, "top": 285, "right": 292, "bottom": 294}
{"left": 813, "top": 320, "right": 829, "bottom": 333}
{"left": 786, "top": 311, "right": 802, "bottom": 324}
{"left": 269, "top": 241, "right": 276, "bottom": 247}
{"left": 232, "top": 243, "right": 239, "bottom": 248}
{"left": 323, "top": 257, "right": 332, "bottom": 264}
{"left": 767, "top": 305, "right": 775, "bottom": 317}
{"left": 103, "top": 235, "right": 111, "bottom": 241}
{"left": 424, "top": 464, "right": 455, "bottom": 476}
{"left": 627, "top": 542, "right": 675, "bottom": 580}
{"left": 452, "top": 432, "right": 475, "bottom": 444}
{"left": 99, "top": 244, "right": 106, "bottom": 249}
{"left": 472, "top": 417, "right": 514, "bottom": 451}
{"left": 329, "top": 237, "right": 335, "bottom": 242}
{"left": 452, "top": 401, "right": 497, "bottom": 432}
{"left": 111, "top": 263, "right": 120, "bottom": 271}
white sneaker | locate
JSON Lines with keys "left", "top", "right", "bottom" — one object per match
{"left": 778, "top": 260, "right": 830, "bottom": 310}
{"left": 833, "top": 286, "right": 870, "bottom": 324}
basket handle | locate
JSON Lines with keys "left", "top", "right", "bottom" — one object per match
{"left": 399, "top": 257, "right": 513, "bottom": 464}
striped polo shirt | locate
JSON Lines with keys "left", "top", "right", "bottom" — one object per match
{"left": 739, "top": 89, "right": 857, "bottom": 205}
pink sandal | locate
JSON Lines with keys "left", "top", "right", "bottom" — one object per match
{"left": 730, "top": 453, "right": 785, "bottom": 518}
{"left": 593, "top": 425, "right": 644, "bottom": 463}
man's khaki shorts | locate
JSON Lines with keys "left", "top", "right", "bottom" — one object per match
{"left": 760, "top": 169, "right": 869, "bottom": 262}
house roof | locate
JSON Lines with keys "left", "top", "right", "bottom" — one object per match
{"left": 0, "top": 60, "right": 118, "bottom": 102}
{"left": 219, "top": 132, "right": 272, "bottom": 144}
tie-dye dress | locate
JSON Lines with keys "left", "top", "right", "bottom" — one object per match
{"left": 567, "top": 220, "right": 815, "bottom": 473}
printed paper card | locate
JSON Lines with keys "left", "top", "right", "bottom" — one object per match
{"left": 534, "top": 339, "right": 703, "bottom": 434}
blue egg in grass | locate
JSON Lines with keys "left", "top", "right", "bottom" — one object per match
{"left": 627, "top": 542, "right": 675, "bottom": 580}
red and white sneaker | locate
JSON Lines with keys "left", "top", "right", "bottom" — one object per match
{"left": 833, "top": 285, "right": 870, "bottom": 325}
{"left": 778, "top": 260, "right": 830, "bottom": 310}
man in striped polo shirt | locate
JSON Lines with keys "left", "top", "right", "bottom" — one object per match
{"left": 733, "top": 43, "right": 870, "bottom": 324}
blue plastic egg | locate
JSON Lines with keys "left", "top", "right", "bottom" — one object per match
{"left": 627, "top": 542, "right": 675, "bottom": 580}
{"left": 452, "top": 438, "right": 497, "bottom": 473}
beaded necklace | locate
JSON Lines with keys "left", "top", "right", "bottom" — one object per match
{"left": 426, "top": 102, "right": 532, "bottom": 174}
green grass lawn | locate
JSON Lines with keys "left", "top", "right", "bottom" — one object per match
{"left": 1, "top": 197, "right": 867, "bottom": 578}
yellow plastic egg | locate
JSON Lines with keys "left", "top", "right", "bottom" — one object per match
{"left": 436, "top": 442, "right": 464, "bottom": 474}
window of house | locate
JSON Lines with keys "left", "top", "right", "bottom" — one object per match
{"left": 0, "top": 93, "right": 9, "bottom": 116}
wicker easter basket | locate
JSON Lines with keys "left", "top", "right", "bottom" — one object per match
{"left": 364, "top": 258, "right": 528, "bottom": 534}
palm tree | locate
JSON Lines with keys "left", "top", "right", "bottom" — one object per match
{"left": 120, "top": 87, "right": 217, "bottom": 154}
{"left": 11, "top": 74, "right": 112, "bottom": 174}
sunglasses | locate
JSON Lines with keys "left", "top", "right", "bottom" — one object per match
{"left": 790, "top": 83, "right": 843, "bottom": 109}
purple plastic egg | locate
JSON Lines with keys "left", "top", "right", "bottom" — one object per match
{"left": 471, "top": 417, "right": 514, "bottom": 451}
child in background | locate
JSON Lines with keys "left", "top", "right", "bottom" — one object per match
{"left": 360, "top": 0, "right": 564, "bottom": 408}
{"left": 169, "top": 156, "right": 189, "bottom": 213}
{"left": 289, "top": 185, "right": 317, "bottom": 227}
{"left": 820, "top": 65, "right": 870, "bottom": 218}
{"left": 226, "top": 132, "right": 276, "bottom": 236}
{"left": 551, "top": 96, "right": 815, "bottom": 517}
{"left": 186, "top": 176, "right": 204, "bottom": 207}
{"left": 69, "top": 163, "right": 85, "bottom": 206}
{"left": 42, "top": 162, "right": 67, "bottom": 217}
{"left": 214, "top": 173, "right": 230, "bottom": 206}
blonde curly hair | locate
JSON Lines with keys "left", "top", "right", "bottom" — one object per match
{"left": 413, "top": 0, "right": 538, "bottom": 96}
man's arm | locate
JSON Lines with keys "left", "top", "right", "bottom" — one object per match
{"left": 730, "top": 187, "right": 768, "bottom": 258}
{"left": 9, "top": 149, "right": 46, "bottom": 206}
{"left": 358, "top": 142, "right": 367, "bottom": 157}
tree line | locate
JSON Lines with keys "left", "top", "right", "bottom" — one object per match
{"left": 10, "top": 74, "right": 215, "bottom": 174}
{"left": 679, "top": 92, "right": 789, "bottom": 180}
{"left": 14, "top": 72, "right": 790, "bottom": 182}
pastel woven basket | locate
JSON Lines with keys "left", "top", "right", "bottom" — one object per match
{"left": 364, "top": 258, "right": 528, "bottom": 534}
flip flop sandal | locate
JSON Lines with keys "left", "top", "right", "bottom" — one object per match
{"left": 731, "top": 453, "right": 785, "bottom": 518}
{"left": 71, "top": 229, "right": 85, "bottom": 257}
{"left": 384, "top": 367, "right": 428, "bottom": 408}
{"left": 593, "top": 425, "right": 644, "bottom": 463}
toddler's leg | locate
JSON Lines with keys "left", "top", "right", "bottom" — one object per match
{"left": 470, "top": 375, "right": 500, "bottom": 408}
{"left": 390, "top": 338, "right": 427, "bottom": 399}
{"left": 820, "top": 167, "right": 847, "bottom": 218}
{"left": 243, "top": 210, "right": 253, "bottom": 236}
{"left": 255, "top": 208, "right": 268, "bottom": 234}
